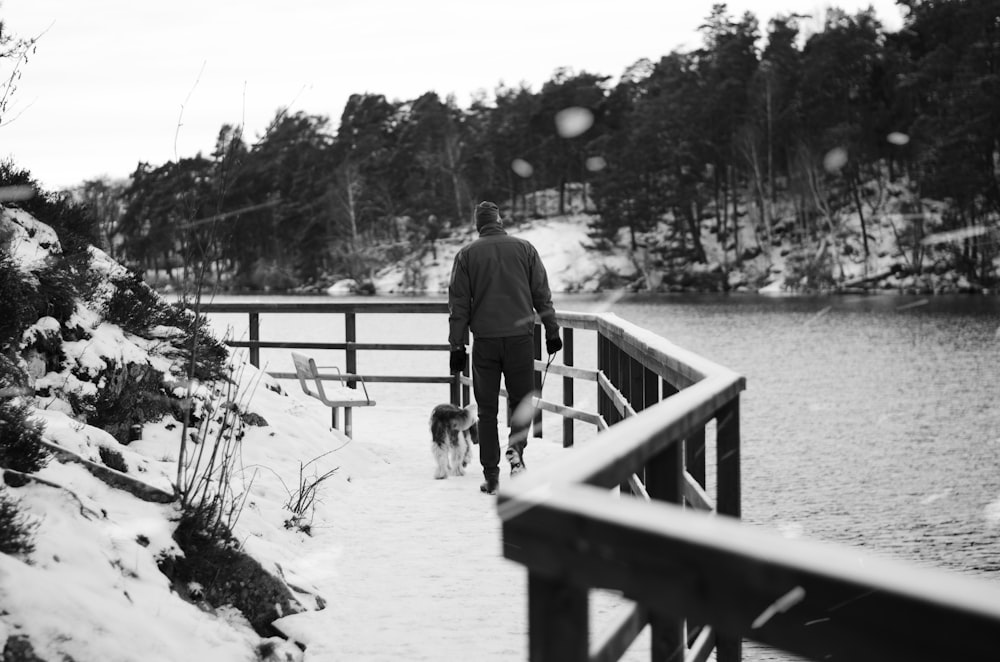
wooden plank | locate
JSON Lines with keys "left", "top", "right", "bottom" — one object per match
{"left": 563, "top": 327, "right": 574, "bottom": 448}
{"left": 533, "top": 326, "right": 542, "bottom": 438}
{"left": 529, "top": 571, "right": 589, "bottom": 662}
{"left": 534, "top": 399, "right": 604, "bottom": 428}
{"left": 589, "top": 603, "right": 648, "bottom": 662}
{"left": 271, "top": 372, "right": 454, "bottom": 384}
{"left": 502, "top": 485, "right": 1000, "bottom": 662}
{"left": 595, "top": 314, "right": 742, "bottom": 389}
{"left": 683, "top": 472, "right": 715, "bottom": 512}
{"left": 686, "top": 428, "right": 707, "bottom": 488}
{"left": 249, "top": 311, "right": 260, "bottom": 367}
{"left": 715, "top": 397, "right": 740, "bottom": 519}
{"left": 533, "top": 360, "right": 598, "bottom": 382}
{"left": 198, "top": 301, "right": 450, "bottom": 314}
{"left": 501, "top": 374, "right": 741, "bottom": 492}
{"left": 715, "top": 396, "right": 742, "bottom": 662}
{"left": 596, "top": 372, "right": 637, "bottom": 419}
{"left": 554, "top": 310, "right": 601, "bottom": 331}
{"left": 625, "top": 474, "right": 650, "bottom": 501}
{"left": 687, "top": 624, "right": 716, "bottom": 662}
{"left": 229, "top": 340, "right": 449, "bottom": 351}
{"left": 645, "top": 426, "right": 686, "bottom": 661}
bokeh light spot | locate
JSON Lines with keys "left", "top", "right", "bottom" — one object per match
{"left": 511, "top": 158, "right": 534, "bottom": 178}
{"left": 585, "top": 156, "right": 607, "bottom": 172}
{"left": 887, "top": 132, "right": 910, "bottom": 146}
{"left": 555, "top": 106, "right": 594, "bottom": 138}
{"left": 823, "top": 147, "right": 848, "bottom": 173}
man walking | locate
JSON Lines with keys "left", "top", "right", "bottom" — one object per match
{"left": 448, "top": 201, "right": 561, "bottom": 495}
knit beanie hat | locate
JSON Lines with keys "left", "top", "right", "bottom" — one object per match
{"left": 475, "top": 201, "right": 500, "bottom": 229}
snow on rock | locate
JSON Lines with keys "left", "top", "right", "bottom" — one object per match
{"left": 1, "top": 207, "right": 62, "bottom": 270}
{"left": 325, "top": 278, "right": 358, "bottom": 295}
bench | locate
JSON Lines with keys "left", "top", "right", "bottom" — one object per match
{"left": 291, "top": 351, "right": 375, "bottom": 439}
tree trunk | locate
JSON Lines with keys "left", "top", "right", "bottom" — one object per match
{"left": 849, "top": 168, "right": 870, "bottom": 273}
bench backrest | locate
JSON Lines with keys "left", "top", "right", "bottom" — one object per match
{"left": 290, "top": 351, "right": 372, "bottom": 407}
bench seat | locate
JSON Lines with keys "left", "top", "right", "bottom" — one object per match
{"left": 291, "top": 351, "right": 375, "bottom": 438}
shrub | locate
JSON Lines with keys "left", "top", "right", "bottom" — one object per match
{"left": 0, "top": 487, "right": 37, "bottom": 556}
{"left": 103, "top": 269, "right": 169, "bottom": 336}
{"left": 168, "top": 305, "right": 229, "bottom": 382}
{"left": 0, "top": 160, "right": 100, "bottom": 258}
{"left": 98, "top": 445, "right": 128, "bottom": 473}
{"left": 104, "top": 273, "right": 229, "bottom": 381}
{"left": 74, "top": 358, "right": 174, "bottom": 444}
{"left": 33, "top": 256, "right": 86, "bottom": 325}
{"left": 0, "top": 400, "right": 50, "bottom": 475}
{"left": 157, "top": 506, "right": 300, "bottom": 635}
{"left": 0, "top": 253, "right": 37, "bottom": 351}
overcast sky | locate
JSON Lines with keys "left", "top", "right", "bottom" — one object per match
{"left": 1, "top": 0, "right": 905, "bottom": 191}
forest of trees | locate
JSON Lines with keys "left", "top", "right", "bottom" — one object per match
{"left": 58, "top": 1, "right": 1000, "bottom": 290}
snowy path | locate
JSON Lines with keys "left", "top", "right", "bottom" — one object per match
{"left": 274, "top": 402, "right": 649, "bottom": 661}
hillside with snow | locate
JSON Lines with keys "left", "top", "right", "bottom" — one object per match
{"left": 371, "top": 184, "right": 991, "bottom": 297}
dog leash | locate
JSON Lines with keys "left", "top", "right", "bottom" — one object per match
{"left": 539, "top": 353, "right": 556, "bottom": 392}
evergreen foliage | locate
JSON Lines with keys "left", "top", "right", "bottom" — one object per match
{"left": 0, "top": 253, "right": 36, "bottom": 351}
{"left": 0, "top": 399, "right": 50, "bottom": 475}
{"left": 0, "top": 487, "right": 37, "bottom": 557}
{"left": 30, "top": 1, "right": 1000, "bottom": 290}
{"left": 103, "top": 270, "right": 228, "bottom": 381}
{"left": 0, "top": 161, "right": 100, "bottom": 257}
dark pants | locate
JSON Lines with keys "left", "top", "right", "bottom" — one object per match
{"left": 472, "top": 335, "right": 535, "bottom": 481}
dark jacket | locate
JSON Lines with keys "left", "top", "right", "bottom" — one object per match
{"left": 448, "top": 223, "right": 559, "bottom": 347}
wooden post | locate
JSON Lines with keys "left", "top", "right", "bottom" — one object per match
{"left": 345, "top": 312, "right": 357, "bottom": 379}
{"left": 629, "top": 356, "right": 645, "bottom": 411}
{"left": 450, "top": 371, "right": 461, "bottom": 407}
{"left": 533, "top": 325, "right": 543, "bottom": 438}
{"left": 528, "top": 572, "right": 588, "bottom": 662}
{"left": 716, "top": 396, "right": 742, "bottom": 662}
{"left": 562, "top": 328, "right": 574, "bottom": 447}
{"left": 607, "top": 341, "right": 621, "bottom": 426}
{"left": 686, "top": 429, "right": 706, "bottom": 488}
{"left": 598, "top": 333, "right": 609, "bottom": 426}
{"left": 716, "top": 397, "right": 741, "bottom": 517}
{"left": 643, "top": 366, "right": 659, "bottom": 409}
{"left": 249, "top": 312, "right": 260, "bottom": 368}
{"left": 345, "top": 312, "right": 357, "bottom": 440}
{"left": 462, "top": 352, "right": 470, "bottom": 406}
{"left": 646, "top": 435, "right": 685, "bottom": 662}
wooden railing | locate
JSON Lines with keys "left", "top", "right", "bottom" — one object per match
{"left": 501, "top": 311, "right": 1000, "bottom": 662}
{"left": 196, "top": 300, "right": 461, "bottom": 396}
{"left": 197, "top": 301, "right": 1000, "bottom": 662}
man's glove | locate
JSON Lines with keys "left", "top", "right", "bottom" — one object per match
{"left": 449, "top": 347, "right": 468, "bottom": 373}
{"left": 546, "top": 335, "right": 563, "bottom": 355}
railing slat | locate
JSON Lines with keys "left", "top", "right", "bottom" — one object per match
{"left": 563, "top": 327, "right": 575, "bottom": 447}
{"left": 589, "top": 603, "right": 648, "bottom": 662}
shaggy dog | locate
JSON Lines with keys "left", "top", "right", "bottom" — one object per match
{"left": 429, "top": 403, "right": 478, "bottom": 479}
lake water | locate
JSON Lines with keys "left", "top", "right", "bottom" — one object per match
{"left": 200, "top": 292, "right": 1000, "bottom": 659}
